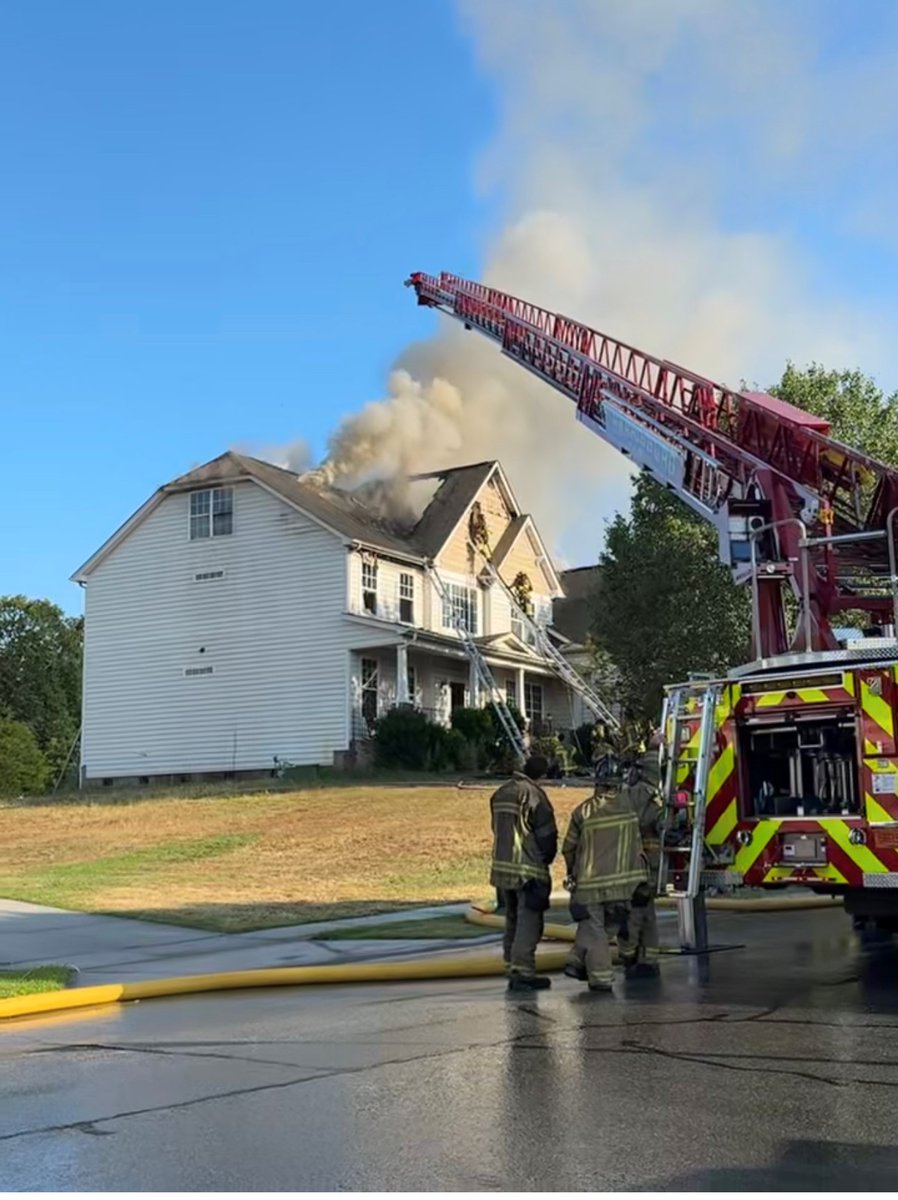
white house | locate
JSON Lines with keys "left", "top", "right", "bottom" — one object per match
{"left": 72, "top": 451, "right": 587, "bottom": 783}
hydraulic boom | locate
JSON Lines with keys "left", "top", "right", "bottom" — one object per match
{"left": 406, "top": 271, "right": 898, "bottom": 658}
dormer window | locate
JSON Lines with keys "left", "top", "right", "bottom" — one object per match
{"left": 362, "top": 559, "right": 378, "bottom": 615}
{"left": 189, "top": 488, "right": 234, "bottom": 540}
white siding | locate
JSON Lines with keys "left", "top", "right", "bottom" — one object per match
{"left": 347, "top": 552, "right": 424, "bottom": 627}
{"left": 81, "top": 481, "right": 355, "bottom": 776}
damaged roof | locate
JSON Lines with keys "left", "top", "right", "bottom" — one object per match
{"left": 406, "top": 461, "right": 499, "bottom": 558}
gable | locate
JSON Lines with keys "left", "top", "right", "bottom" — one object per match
{"left": 496, "top": 521, "right": 556, "bottom": 596}
{"left": 435, "top": 469, "right": 515, "bottom": 575}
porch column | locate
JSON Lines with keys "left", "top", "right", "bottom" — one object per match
{"left": 396, "top": 642, "right": 410, "bottom": 704}
{"left": 469, "top": 658, "right": 480, "bottom": 707}
{"left": 516, "top": 666, "right": 527, "bottom": 718}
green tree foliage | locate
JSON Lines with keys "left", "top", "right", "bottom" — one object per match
{"left": 591, "top": 363, "right": 898, "bottom": 720}
{"left": 771, "top": 362, "right": 898, "bottom": 464}
{"left": 0, "top": 719, "right": 49, "bottom": 796}
{"left": 0, "top": 596, "right": 83, "bottom": 777}
{"left": 593, "top": 476, "right": 750, "bottom": 718}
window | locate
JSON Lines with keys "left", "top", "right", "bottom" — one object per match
{"left": 361, "top": 657, "right": 379, "bottom": 729}
{"left": 362, "top": 560, "right": 378, "bottom": 615}
{"left": 189, "top": 488, "right": 233, "bottom": 540}
{"left": 506, "top": 676, "right": 517, "bottom": 708}
{"left": 524, "top": 681, "right": 543, "bottom": 723}
{"left": 399, "top": 573, "right": 414, "bottom": 624}
{"left": 406, "top": 664, "right": 416, "bottom": 703}
{"left": 442, "top": 583, "right": 478, "bottom": 635}
{"left": 194, "top": 570, "right": 225, "bottom": 582}
{"left": 184, "top": 666, "right": 214, "bottom": 677}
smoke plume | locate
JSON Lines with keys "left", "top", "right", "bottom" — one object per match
{"left": 306, "top": 0, "right": 898, "bottom": 561}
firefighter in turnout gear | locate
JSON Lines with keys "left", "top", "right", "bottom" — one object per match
{"left": 619, "top": 733, "right": 664, "bottom": 976}
{"left": 489, "top": 755, "right": 558, "bottom": 992}
{"left": 562, "top": 787, "right": 648, "bottom": 992}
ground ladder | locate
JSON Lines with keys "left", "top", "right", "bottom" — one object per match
{"left": 426, "top": 564, "right": 527, "bottom": 763}
{"left": 473, "top": 550, "right": 621, "bottom": 734}
{"left": 657, "top": 682, "right": 722, "bottom": 950}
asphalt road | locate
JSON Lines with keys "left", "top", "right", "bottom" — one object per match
{"left": 4, "top": 907, "right": 898, "bottom": 1191}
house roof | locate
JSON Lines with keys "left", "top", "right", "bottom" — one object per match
{"left": 489, "top": 514, "right": 530, "bottom": 571}
{"left": 552, "top": 565, "right": 601, "bottom": 644}
{"left": 165, "top": 452, "right": 418, "bottom": 559}
{"left": 72, "top": 451, "right": 523, "bottom": 580}
{"left": 407, "top": 461, "right": 499, "bottom": 558}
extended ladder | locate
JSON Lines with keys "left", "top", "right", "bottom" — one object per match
{"left": 426, "top": 564, "right": 527, "bottom": 763}
{"left": 473, "top": 549, "right": 621, "bottom": 733}
{"left": 657, "top": 683, "right": 721, "bottom": 950}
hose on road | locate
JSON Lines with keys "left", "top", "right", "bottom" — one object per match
{"left": 0, "top": 891, "right": 840, "bottom": 1023}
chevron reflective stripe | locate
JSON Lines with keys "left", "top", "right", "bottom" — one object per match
{"left": 735, "top": 820, "right": 781, "bottom": 875}
{"left": 704, "top": 685, "right": 740, "bottom": 845}
{"left": 825, "top": 820, "right": 888, "bottom": 875}
{"left": 860, "top": 674, "right": 896, "bottom": 755}
{"left": 762, "top": 863, "right": 850, "bottom": 884}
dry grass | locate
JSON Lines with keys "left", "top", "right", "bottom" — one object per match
{"left": 0, "top": 784, "right": 589, "bottom": 932}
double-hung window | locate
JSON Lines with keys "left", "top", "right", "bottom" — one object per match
{"left": 189, "top": 488, "right": 234, "bottom": 540}
{"left": 442, "top": 583, "right": 478, "bottom": 635}
{"left": 399, "top": 573, "right": 414, "bottom": 624}
{"left": 362, "top": 560, "right": 378, "bottom": 615}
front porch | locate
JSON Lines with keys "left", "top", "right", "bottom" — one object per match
{"left": 349, "top": 633, "right": 575, "bottom": 743}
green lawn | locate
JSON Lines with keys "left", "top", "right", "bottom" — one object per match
{"left": 310, "top": 914, "right": 499, "bottom": 940}
{"left": 0, "top": 966, "right": 71, "bottom": 999}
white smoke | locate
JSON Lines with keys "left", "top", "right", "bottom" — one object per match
{"left": 307, "top": 0, "right": 898, "bottom": 560}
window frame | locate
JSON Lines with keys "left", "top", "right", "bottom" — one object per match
{"left": 361, "top": 657, "right": 379, "bottom": 728}
{"left": 442, "top": 582, "right": 479, "bottom": 635}
{"left": 361, "top": 559, "right": 378, "bottom": 615}
{"left": 524, "top": 681, "right": 544, "bottom": 722}
{"left": 189, "top": 487, "right": 234, "bottom": 541}
{"left": 398, "top": 572, "right": 415, "bottom": 624}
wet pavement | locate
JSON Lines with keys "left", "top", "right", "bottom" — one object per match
{"left": 0, "top": 898, "right": 482, "bottom": 983}
{"left": 4, "top": 906, "right": 898, "bottom": 1190}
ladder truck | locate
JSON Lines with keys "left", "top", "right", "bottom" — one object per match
{"left": 406, "top": 269, "right": 898, "bottom": 945}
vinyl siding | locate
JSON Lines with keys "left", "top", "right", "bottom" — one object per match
{"left": 81, "top": 481, "right": 354, "bottom": 776}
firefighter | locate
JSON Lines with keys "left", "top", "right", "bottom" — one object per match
{"left": 619, "top": 732, "right": 664, "bottom": 976}
{"left": 562, "top": 785, "right": 647, "bottom": 992}
{"left": 489, "top": 755, "right": 558, "bottom": 992}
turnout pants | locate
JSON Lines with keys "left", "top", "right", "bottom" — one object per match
{"left": 628, "top": 896, "right": 660, "bottom": 963}
{"left": 499, "top": 887, "right": 545, "bottom": 979}
{"left": 567, "top": 902, "right": 632, "bottom": 987}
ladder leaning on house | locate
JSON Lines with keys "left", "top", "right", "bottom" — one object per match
{"left": 426, "top": 563, "right": 527, "bottom": 764}
{"left": 472, "top": 546, "right": 621, "bottom": 735}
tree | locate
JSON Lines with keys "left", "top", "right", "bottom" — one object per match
{"left": 0, "top": 596, "right": 83, "bottom": 776}
{"left": 590, "top": 363, "right": 898, "bottom": 720}
{"left": 593, "top": 476, "right": 750, "bottom": 718}
{"left": 0, "top": 719, "right": 49, "bottom": 796}
{"left": 771, "top": 362, "right": 898, "bottom": 464}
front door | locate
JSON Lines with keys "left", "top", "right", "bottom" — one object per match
{"left": 449, "top": 681, "right": 466, "bottom": 715}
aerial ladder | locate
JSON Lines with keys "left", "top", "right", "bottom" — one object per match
{"left": 406, "top": 270, "right": 898, "bottom": 948}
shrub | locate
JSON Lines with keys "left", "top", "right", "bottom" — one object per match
{"left": 0, "top": 719, "right": 49, "bottom": 796}
{"left": 373, "top": 706, "right": 434, "bottom": 770}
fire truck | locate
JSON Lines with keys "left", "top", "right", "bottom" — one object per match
{"left": 406, "top": 270, "right": 898, "bottom": 945}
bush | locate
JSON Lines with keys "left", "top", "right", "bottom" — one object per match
{"left": 0, "top": 719, "right": 49, "bottom": 796}
{"left": 450, "top": 707, "right": 495, "bottom": 769}
{"left": 373, "top": 706, "right": 434, "bottom": 770}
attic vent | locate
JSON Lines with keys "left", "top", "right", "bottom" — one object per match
{"left": 184, "top": 666, "right": 214, "bottom": 677}
{"left": 194, "top": 570, "right": 225, "bottom": 582}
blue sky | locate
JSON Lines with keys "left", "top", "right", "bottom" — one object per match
{"left": 6, "top": 0, "right": 898, "bottom": 614}
{"left": 1, "top": 0, "right": 486, "bottom": 612}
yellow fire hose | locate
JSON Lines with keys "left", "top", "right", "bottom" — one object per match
{"left": 0, "top": 891, "right": 840, "bottom": 1024}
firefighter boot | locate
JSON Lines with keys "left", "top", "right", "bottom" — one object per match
{"left": 508, "top": 974, "right": 552, "bottom": 992}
